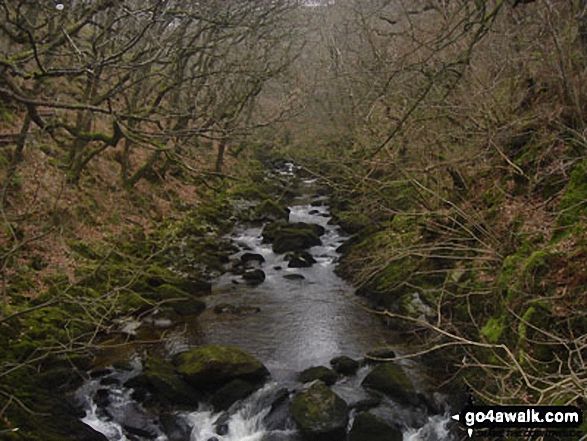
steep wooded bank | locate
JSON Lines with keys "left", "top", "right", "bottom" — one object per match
{"left": 283, "top": 0, "right": 587, "bottom": 416}
{"left": 0, "top": 1, "right": 301, "bottom": 439}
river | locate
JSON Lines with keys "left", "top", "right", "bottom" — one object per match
{"left": 76, "top": 166, "right": 457, "bottom": 441}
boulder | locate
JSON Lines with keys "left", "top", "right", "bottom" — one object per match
{"left": 352, "top": 397, "right": 381, "bottom": 412}
{"left": 253, "top": 199, "right": 290, "bottom": 222}
{"left": 140, "top": 357, "right": 202, "bottom": 406}
{"left": 174, "top": 345, "right": 269, "bottom": 389}
{"left": 210, "top": 379, "right": 260, "bottom": 411}
{"left": 160, "top": 413, "right": 192, "bottom": 441}
{"left": 330, "top": 356, "right": 360, "bottom": 375}
{"left": 348, "top": 412, "right": 403, "bottom": 441}
{"left": 361, "top": 363, "right": 417, "bottom": 406}
{"left": 285, "top": 251, "right": 317, "bottom": 268}
{"left": 243, "top": 269, "right": 266, "bottom": 285}
{"left": 298, "top": 366, "right": 338, "bottom": 386}
{"left": 262, "top": 388, "right": 291, "bottom": 431}
{"left": 241, "top": 253, "right": 265, "bottom": 266}
{"left": 262, "top": 222, "right": 323, "bottom": 254}
{"left": 290, "top": 381, "right": 348, "bottom": 441}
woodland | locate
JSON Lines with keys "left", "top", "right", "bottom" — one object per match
{"left": 0, "top": 0, "right": 586, "bottom": 439}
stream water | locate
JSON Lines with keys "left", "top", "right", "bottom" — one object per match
{"left": 76, "top": 166, "right": 458, "bottom": 441}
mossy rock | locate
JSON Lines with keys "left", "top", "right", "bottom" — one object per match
{"left": 262, "top": 222, "right": 323, "bottom": 254}
{"left": 348, "top": 411, "right": 403, "bottom": 441}
{"left": 361, "top": 363, "right": 417, "bottom": 406}
{"left": 173, "top": 345, "right": 269, "bottom": 389}
{"left": 290, "top": 381, "right": 348, "bottom": 441}
{"left": 141, "top": 357, "right": 203, "bottom": 406}
{"left": 253, "top": 199, "right": 290, "bottom": 222}
{"left": 140, "top": 265, "right": 211, "bottom": 295}
{"left": 298, "top": 366, "right": 338, "bottom": 386}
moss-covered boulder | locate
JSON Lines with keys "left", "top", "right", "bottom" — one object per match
{"left": 290, "top": 381, "right": 348, "bottom": 441}
{"left": 173, "top": 345, "right": 269, "bottom": 389}
{"left": 262, "top": 222, "right": 323, "bottom": 254}
{"left": 253, "top": 199, "right": 290, "bottom": 222}
{"left": 348, "top": 412, "right": 403, "bottom": 441}
{"left": 330, "top": 356, "right": 360, "bottom": 375}
{"left": 298, "top": 366, "right": 338, "bottom": 386}
{"left": 138, "top": 357, "right": 202, "bottom": 406}
{"left": 361, "top": 363, "right": 417, "bottom": 406}
{"left": 137, "top": 265, "right": 212, "bottom": 296}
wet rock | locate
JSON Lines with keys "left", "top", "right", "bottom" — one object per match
{"left": 160, "top": 413, "right": 192, "bottom": 441}
{"left": 330, "top": 356, "right": 360, "bottom": 375}
{"left": 365, "top": 348, "right": 396, "bottom": 363}
{"left": 173, "top": 345, "right": 270, "bottom": 389}
{"left": 285, "top": 251, "right": 317, "bottom": 268}
{"left": 309, "top": 209, "right": 320, "bottom": 215}
{"left": 243, "top": 269, "right": 266, "bottom": 285}
{"left": 100, "top": 376, "right": 120, "bottom": 386}
{"left": 241, "top": 253, "right": 265, "bottom": 266}
{"left": 290, "top": 381, "right": 348, "bottom": 441}
{"left": 298, "top": 366, "right": 338, "bottom": 386}
{"left": 310, "top": 200, "right": 325, "bottom": 207}
{"left": 94, "top": 388, "right": 111, "bottom": 409}
{"left": 214, "top": 413, "right": 230, "bottom": 436}
{"left": 262, "top": 388, "right": 291, "bottom": 431}
{"left": 262, "top": 221, "right": 323, "bottom": 253}
{"left": 211, "top": 379, "right": 260, "bottom": 411}
{"left": 213, "top": 303, "right": 261, "bottom": 315}
{"left": 120, "top": 402, "right": 159, "bottom": 439}
{"left": 274, "top": 266, "right": 283, "bottom": 270}
{"left": 361, "top": 363, "right": 417, "bottom": 406}
{"left": 139, "top": 357, "right": 203, "bottom": 406}
{"left": 253, "top": 199, "right": 290, "bottom": 222}
{"left": 352, "top": 396, "right": 381, "bottom": 412}
{"left": 348, "top": 412, "right": 403, "bottom": 441}
{"left": 283, "top": 273, "right": 305, "bottom": 281}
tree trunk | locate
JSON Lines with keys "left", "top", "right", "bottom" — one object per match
{"left": 215, "top": 138, "right": 227, "bottom": 173}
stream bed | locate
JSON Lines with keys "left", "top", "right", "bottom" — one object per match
{"left": 76, "top": 167, "right": 459, "bottom": 441}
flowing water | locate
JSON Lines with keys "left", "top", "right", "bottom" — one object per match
{"left": 76, "top": 167, "right": 458, "bottom": 441}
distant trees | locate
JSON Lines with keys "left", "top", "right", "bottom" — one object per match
{"left": 0, "top": 0, "right": 300, "bottom": 183}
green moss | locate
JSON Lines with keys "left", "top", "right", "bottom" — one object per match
{"left": 521, "top": 250, "right": 551, "bottom": 289}
{"left": 1, "top": 108, "right": 14, "bottom": 123}
{"left": 481, "top": 316, "right": 506, "bottom": 343}
{"left": 555, "top": 158, "right": 587, "bottom": 235}
{"left": 253, "top": 199, "right": 289, "bottom": 221}
{"left": 517, "top": 305, "right": 536, "bottom": 342}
